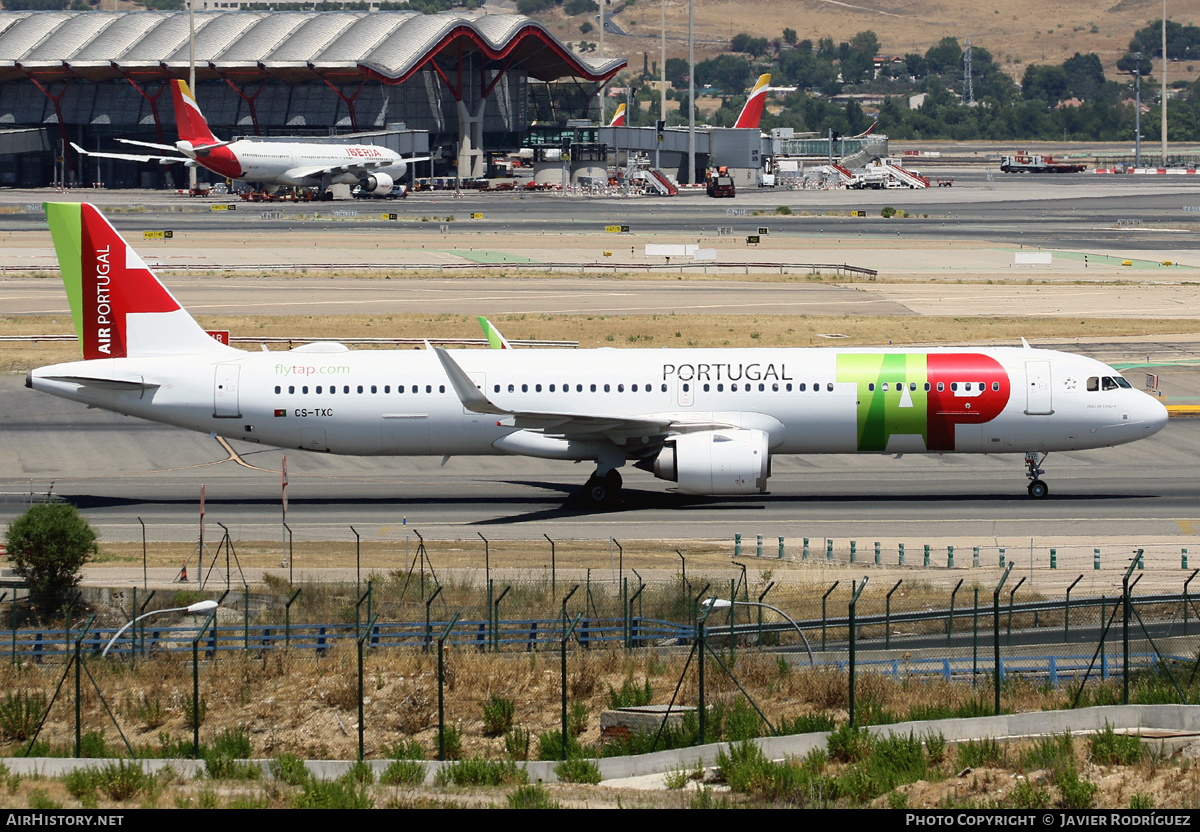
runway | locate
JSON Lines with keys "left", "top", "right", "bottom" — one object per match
{"left": 1, "top": 171, "right": 1199, "bottom": 555}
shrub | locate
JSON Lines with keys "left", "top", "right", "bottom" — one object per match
{"left": 507, "top": 783, "right": 561, "bottom": 809}
{"left": 504, "top": 727, "right": 530, "bottom": 761}
{"left": 291, "top": 779, "right": 374, "bottom": 809}
{"left": 957, "top": 737, "right": 1006, "bottom": 768}
{"left": 606, "top": 678, "right": 653, "bottom": 709}
{"left": 5, "top": 503, "right": 97, "bottom": 611}
{"left": 554, "top": 757, "right": 601, "bottom": 784}
{"left": 433, "top": 758, "right": 527, "bottom": 787}
{"left": 482, "top": 694, "right": 515, "bottom": 737}
{"left": 537, "top": 730, "right": 582, "bottom": 761}
{"left": 826, "top": 723, "right": 875, "bottom": 763}
{"left": 0, "top": 691, "right": 47, "bottom": 742}
{"left": 380, "top": 758, "right": 426, "bottom": 786}
{"left": 269, "top": 755, "right": 311, "bottom": 787}
{"left": 880, "top": 206, "right": 897, "bottom": 219}
{"left": 1087, "top": 723, "right": 1143, "bottom": 766}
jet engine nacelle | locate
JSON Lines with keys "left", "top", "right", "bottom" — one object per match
{"left": 652, "top": 428, "right": 770, "bottom": 495}
{"left": 360, "top": 172, "right": 394, "bottom": 194}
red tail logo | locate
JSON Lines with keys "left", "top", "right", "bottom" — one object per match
{"left": 80, "top": 204, "right": 179, "bottom": 360}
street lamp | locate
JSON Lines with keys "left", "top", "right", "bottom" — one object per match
{"left": 1132, "top": 52, "right": 1142, "bottom": 167}
{"left": 701, "top": 596, "right": 815, "bottom": 665}
{"left": 102, "top": 600, "right": 219, "bottom": 658}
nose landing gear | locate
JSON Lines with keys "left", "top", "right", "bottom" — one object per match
{"left": 1025, "top": 451, "right": 1049, "bottom": 499}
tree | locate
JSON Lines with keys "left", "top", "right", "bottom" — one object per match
{"left": 782, "top": 28, "right": 797, "bottom": 47}
{"left": 5, "top": 503, "right": 97, "bottom": 611}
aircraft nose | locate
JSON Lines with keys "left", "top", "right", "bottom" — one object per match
{"left": 1142, "top": 394, "right": 1169, "bottom": 436}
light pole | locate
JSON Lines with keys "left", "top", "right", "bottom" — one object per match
{"left": 102, "top": 600, "right": 218, "bottom": 658}
{"left": 1133, "top": 52, "right": 1142, "bottom": 167}
{"left": 701, "top": 597, "right": 815, "bottom": 665}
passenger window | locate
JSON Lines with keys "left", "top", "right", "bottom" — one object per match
{"left": 661, "top": 384, "right": 667, "bottom": 392}
{"left": 302, "top": 386, "right": 308, "bottom": 394}
{"left": 288, "top": 386, "right": 294, "bottom": 394}
{"left": 924, "top": 383, "right": 931, "bottom": 391}
{"left": 494, "top": 385, "right": 500, "bottom": 393}
{"left": 827, "top": 383, "right": 833, "bottom": 392}
{"left": 521, "top": 384, "right": 528, "bottom": 393}
{"left": 604, "top": 384, "right": 611, "bottom": 392}
{"left": 343, "top": 386, "right": 350, "bottom": 394}
{"left": 868, "top": 383, "right": 875, "bottom": 392}
{"left": 881, "top": 383, "right": 888, "bottom": 391}
{"left": 398, "top": 385, "right": 405, "bottom": 394}
{"left": 703, "top": 384, "right": 710, "bottom": 392}
{"left": 991, "top": 382, "right": 999, "bottom": 392}
{"left": 772, "top": 383, "right": 778, "bottom": 392}
{"left": 799, "top": 383, "right": 806, "bottom": 391}
{"left": 632, "top": 384, "right": 638, "bottom": 392}
{"left": 951, "top": 382, "right": 958, "bottom": 392}
{"left": 590, "top": 384, "right": 596, "bottom": 392}
{"left": 937, "top": 382, "right": 944, "bottom": 392}
{"left": 759, "top": 383, "right": 765, "bottom": 392}
{"left": 964, "top": 383, "right": 971, "bottom": 392}
{"left": 384, "top": 386, "right": 390, "bottom": 393}
{"left": 910, "top": 383, "right": 917, "bottom": 391}
{"left": 439, "top": 385, "right": 445, "bottom": 393}
{"left": 786, "top": 383, "right": 793, "bottom": 392}
{"left": 274, "top": 385, "right": 281, "bottom": 394}
{"left": 371, "top": 385, "right": 377, "bottom": 394}
{"left": 316, "top": 386, "right": 322, "bottom": 394}
{"left": 426, "top": 385, "right": 432, "bottom": 393}
{"left": 682, "top": 383, "right": 690, "bottom": 392}
{"left": 617, "top": 384, "right": 624, "bottom": 392}
{"left": 535, "top": 384, "right": 542, "bottom": 392}
{"left": 577, "top": 384, "right": 584, "bottom": 392}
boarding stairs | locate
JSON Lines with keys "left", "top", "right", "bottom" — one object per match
{"left": 881, "top": 161, "right": 930, "bottom": 189}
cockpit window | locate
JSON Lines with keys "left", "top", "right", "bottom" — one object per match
{"left": 1102, "top": 377, "right": 1119, "bottom": 391}
{"left": 1087, "top": 377, "right": 1099, "bottom": 392}
{"left": 1115, "top": 376, "right": 1131, "bottom": 389}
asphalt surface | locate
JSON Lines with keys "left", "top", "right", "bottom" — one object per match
{"left": 1, "top": 173, "right": 1199, "bottom": 556}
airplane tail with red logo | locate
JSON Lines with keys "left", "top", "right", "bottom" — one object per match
{"left": 171, "top": 79, "right": 222, "bottom": 149}
{"left": 608, "top": 103, "right": 626, "bottom": 127}
{"left": 733, "top": 73, "right": 771, "bottom": 129}
{"left": 45, "top": 202, "right": 236, "bottom": 359}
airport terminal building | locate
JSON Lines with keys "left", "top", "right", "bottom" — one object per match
{"left": 0, "top": 10, "right": 624, "bottom": 188}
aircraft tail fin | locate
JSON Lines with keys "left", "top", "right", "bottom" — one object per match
{"left": 733, "top": 73, "right": 771, "bottom": 129}
{"left": 477, "top": 316, "right": 512, "bottom": 349}
{"left": 609, "top": 103, "right": 626, "bottom": 127}
{"left": 45, "top": 202, "right": 236, "bottom": 360}
{"left": 171, "top": 79, "right": 221, "bottom": 148}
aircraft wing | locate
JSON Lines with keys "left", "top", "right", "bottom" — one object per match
{"left": 116, "top": 138, "right": 180, "bottom": 153}
{"left": 434, "top": 347, "right": 734, "bottom": 440}
{"left": 72, "top": 143, "right": 183, "bottom": 165}
{"left": 285, "top": 155, "right": 433, "bottom": 182}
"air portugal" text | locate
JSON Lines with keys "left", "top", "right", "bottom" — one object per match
{"left": 94, "top": 244, "right": 113, "bottom": 355}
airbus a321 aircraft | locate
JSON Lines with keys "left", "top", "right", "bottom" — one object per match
{"left": 73, "top": 80, "right": 424, "bottom": 200}
{"left": 29, "top": 203, "right": 1167, "bottom": 506}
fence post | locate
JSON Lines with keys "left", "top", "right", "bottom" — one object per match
{"left": 923, "top": 545, "right": 930, "bottom": 567}
{"left": 1095, "top": 548, "right": 1101, "bottom": 570}
{"left": 1000, "top": 548, "right": 1006, "bottom": 568}
{"left": 850, "top": 541, "right": 857, "bottom": 564}
{"left": 899, "top": 543, "right": 905, "bottom": 566}
{"left": 973, "top": 546, "right": 979, "bottom": 568}
{"left": 734, "top": 534, "right": 741, "bottom": 558}
{"left": 993, "top": 563, "right": 1014, "bottom": 715}
{"left": 948, "top": 545, "right": 954, "bottom": 569}
{"left": 1184, "top": 548, "right": 1189, "bottom": 570}
{"left": 826, "top": 539, "right": 834, "bottom": 562}
{"left": 756, "top": 535, "right": 763, "bottom": 558}
{"left": 874, "top": 542, "right": 881, "bottom": 566}
{"left": 803, "top": 538, "right": 809, "bottom": 560}
{"left": 778, "top": 537, "right": 785, "bottom": 560}
{"left": 848, "top": 578, "right": 868, "bottom": 726}
{"left": 1051, "top": 548, "right": 1057, "bottom": 569}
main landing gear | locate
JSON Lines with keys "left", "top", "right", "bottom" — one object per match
{"left": 1025, "top": 451, "right": 1049, "bottom": 499}
{"left": 580, "top": 468, "right": 623, "bottom": 508}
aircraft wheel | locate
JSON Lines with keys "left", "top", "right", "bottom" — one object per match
{"left": 603, "top": 469, "right": 623, "bottom": 492}
{"left": 1027, "top": 480, "right": 1049, "bottom": 499}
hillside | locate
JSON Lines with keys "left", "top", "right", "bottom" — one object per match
{"left": 533, "top": 0, "right": 1197, "bottom": 84}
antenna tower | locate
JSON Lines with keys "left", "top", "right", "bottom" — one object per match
{"left": 962, "top": 38, "right": 974, "bottom": 105}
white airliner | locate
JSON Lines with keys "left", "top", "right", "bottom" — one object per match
{"left": 28, "top": 203, "right": 1168, "bottom": 506}
{"left": 72, "top": 80, "right": 425, "bottom": 199}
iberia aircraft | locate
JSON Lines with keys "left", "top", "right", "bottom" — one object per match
{"left": 72, "top": 80, "right": 425, "bottom": 200}
{"left": 609, "top": 103, "right": 627, "bottom": 127}
{"left": 29, "top": 203, "right": 1168, "bottom": 506}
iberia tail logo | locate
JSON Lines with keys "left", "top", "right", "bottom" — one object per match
{"left": 46, "top": 203, "right": 180, "bottom": 360}
{"left": 734, "top": 74, "right": 771, "bottom": 129}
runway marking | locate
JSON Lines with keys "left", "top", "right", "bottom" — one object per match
{"left": 214, "top": 437, "right": 279, "bottom": 474}
{"left": 1178, "top": 520, "right": 1195, "bottom": 535}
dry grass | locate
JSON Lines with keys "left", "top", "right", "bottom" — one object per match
{"left": 5, "top": 311, "right": 1200, "bottom": 373}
